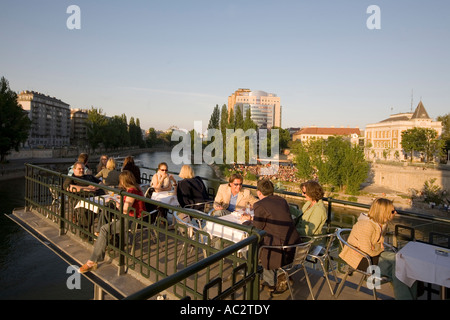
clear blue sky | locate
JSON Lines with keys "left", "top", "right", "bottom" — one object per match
{"left": 1, "top": 0, "right": 449, "bottom": 132}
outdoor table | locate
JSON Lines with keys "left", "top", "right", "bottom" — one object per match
{"left": 396, "top": 241, "right": 450, "bottom": 299}
{"left": 204, "top": 210, "right": 252, "bottom": 243}
{"left": 151, "top": 190, "right": 180, "bottom": 207}
{"left": 74, "top": 193, "right": 120, "bottom": 214}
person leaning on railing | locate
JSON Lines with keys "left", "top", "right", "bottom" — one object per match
{"left": 339, "top": 198, "right": 418, "bottom": 300}
{"left": 79, "top": 170, "right": 146, "bottom": 274}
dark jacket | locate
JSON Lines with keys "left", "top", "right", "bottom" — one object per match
{"left": 253, "top": 195, "right": 301, "bottom": 270}
{"left": 123, "top": 163, "right": 141, "bottom": 184}
{"left": 176, "top": 176, "right": 210, "bottom": 211}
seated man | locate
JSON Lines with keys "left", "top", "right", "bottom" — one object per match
{"left": 212, "top": 173, "right": 257, "bottom": 216}
{"left": 241, "top": 178, "right": 301, "bottom": 294}
{"left": 63, "top": 161, "right": 103, "bottom": 195}
{"left": 68, "top": 153, "right": 92, "bottom": 176}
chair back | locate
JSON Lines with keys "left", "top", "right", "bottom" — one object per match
{"left": 292, "top": 240, "right": 313, "bottom": 266}
{"left": 336, "top": 228, "right": 374, "bottom": 274}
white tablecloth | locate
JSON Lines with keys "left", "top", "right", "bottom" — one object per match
{"left": 75, "top": 194, "right": 119, "bottom": 213}
{"left": 151, "top": 190, "right": 180, "bottom": 207}
{"left": 396, "top": 241, "right": 450, "bottom": 288}
{"left": 204, "top": 212, "right": 249, "bottom": 243}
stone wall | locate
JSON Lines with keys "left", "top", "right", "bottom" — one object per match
{"left": 369, "top": 163, "right": 450, "bottom": 194}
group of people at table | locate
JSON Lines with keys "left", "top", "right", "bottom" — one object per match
{"left": 65, "top": 153, "right": 418, "bottom": 300}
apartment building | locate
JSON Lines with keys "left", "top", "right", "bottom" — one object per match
{"left": 17, "top": 91, "right": 71, "bottom": 148}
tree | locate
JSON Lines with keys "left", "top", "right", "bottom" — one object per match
{"left": 208, "top": 104, "right": 220, "bottom": 130}
{"left": 0, "top": 77, "right": 31, "bottom": 162}
{"left": 243, "top": 108, "right": 258, "bottom": 131}
{"left": 234, "top": 105, "right": 244, "bottom": 129}
{"left": 146, "top": 128, "right": 158, "bottom": 147}
{"left": 220, "top": 104, "right": 228, "bottom": 135}
{"left": 293, "top": 136, "right": 369, "bottom": 193}
{"left": 86, "top": 107, "right": 107, "bottom": 152}
{"left": 402, "top": 127, "right": 443, "bottom": 162}
{"left": 437, "top": 113, "right": 450, "bottom": 159}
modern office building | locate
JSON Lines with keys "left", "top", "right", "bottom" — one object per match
{"left": 364, "top": 101, "right": 442, "bottom": 161}
{"left": 228, "top": 88, "right": 282, "bottom": 129}
{"left": 17, "top": 91, "right": 71, "bottom": 148}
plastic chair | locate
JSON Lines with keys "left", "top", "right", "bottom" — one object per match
{"left": 259, "top": 237, "right": 315, "bottom": 300}
{"left": 334, "top": 228, "right": 395, "bottom": 300}
{"left": 306, "top": 228, "right": 339, "bottom": 296}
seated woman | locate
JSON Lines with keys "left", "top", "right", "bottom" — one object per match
{"left": 122, "top": 156, "right": 141, "bottom": 184}
{"left": 79, "top": 170, "right": 145, "bottom": 273}
{"left": 151, "top": 162, "right": 177, "bottom": 193}
{"left": 292, "top": 180, "right": 327, "bottom": 236}
{"left": 95, "top": 157, "right": 120, "bottom": 187}
{"left": 339, "top": 198, "right": 417, "bottom": 300}
{"left": 176, "top": 164, "right": 210, "bottom": 212}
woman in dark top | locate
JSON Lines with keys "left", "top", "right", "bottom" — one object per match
{"left": 122, "top": 156, "right": 141, "bottom": 184}
{"left": 176, "top": 165, "right": 210, "bottom": 212}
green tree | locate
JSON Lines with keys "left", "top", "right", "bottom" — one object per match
{"left": 243, "top": 108, "right": 258, "bottom": 131}
{"left": 146, "top": 128, "right": 158, "bottom": 147}
{"left": 402, "top": 127, "right": 443, "bottom": 162}
{"left": 0, "top": 77, "right": 31, "bottom": 162}
{"left": 86, "top": 107, "right": 107, "bottom": 152}
{"left": 234, "top": 105, "right": 244, "bottom": 129}
{"left": 437, "top": 113, "right": 450, "bottom": 160}
{"left": 220, "top": 104, "right": 228, "bottom": 136}
{"left": 293, "top": 136, "right": 369, "bottom": 193}
{"left": 208, "top": 104, "right": 220, "bottom": 130}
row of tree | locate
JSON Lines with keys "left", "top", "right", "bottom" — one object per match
{"left": 86, "top": 108, "right": 146, "bottom": 151}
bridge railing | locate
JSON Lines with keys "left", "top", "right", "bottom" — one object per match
{"left": 23, "top": 163, "right": 264, "bottom": 300}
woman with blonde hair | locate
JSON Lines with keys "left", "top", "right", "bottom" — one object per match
{"left": 79, "top": 170, "right": 145, "bottom": 273}
{"left": 95, "top": 157, "right": 120, "bottom": 186}
{"left": 339, "top": 198, "right": 417, "bottom": 299}
{"left": 176, "top": 164, "right": 210, "bottom": 212}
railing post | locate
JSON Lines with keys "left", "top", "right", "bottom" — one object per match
{"left": 59, "top": 182, "right": 65, "bottom": 236}
{"left": 327, "top": 197, "right": 333, "bottom": 228}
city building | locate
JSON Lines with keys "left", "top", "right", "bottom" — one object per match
{"left": 292, "top": 126, "right": 361, "bottom": 145}
{"left": 364, "top": 101, "right": 442, "bottom": 161}
{"left": 228, "top": 88, "right": 282, "bottom": 129}
{"left": 70, "top": 108, "right": 89, "bottom": 147}
{"left": 17, "top": 91, "right": 71, "bottom": 148}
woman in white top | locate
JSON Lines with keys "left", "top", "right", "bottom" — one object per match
{"left": 151, "top": 162, "right": 177, "bottom": 192}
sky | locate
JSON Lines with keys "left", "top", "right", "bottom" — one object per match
{"left": 1, "top": 0, "right": 449, "bottom": 132}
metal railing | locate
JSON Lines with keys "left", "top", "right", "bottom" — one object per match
{"left": 22, "top": 163, "right": 450, "bottom": 300}
{"left": 23, "top": 163, "right": 265, "bottom": 300}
